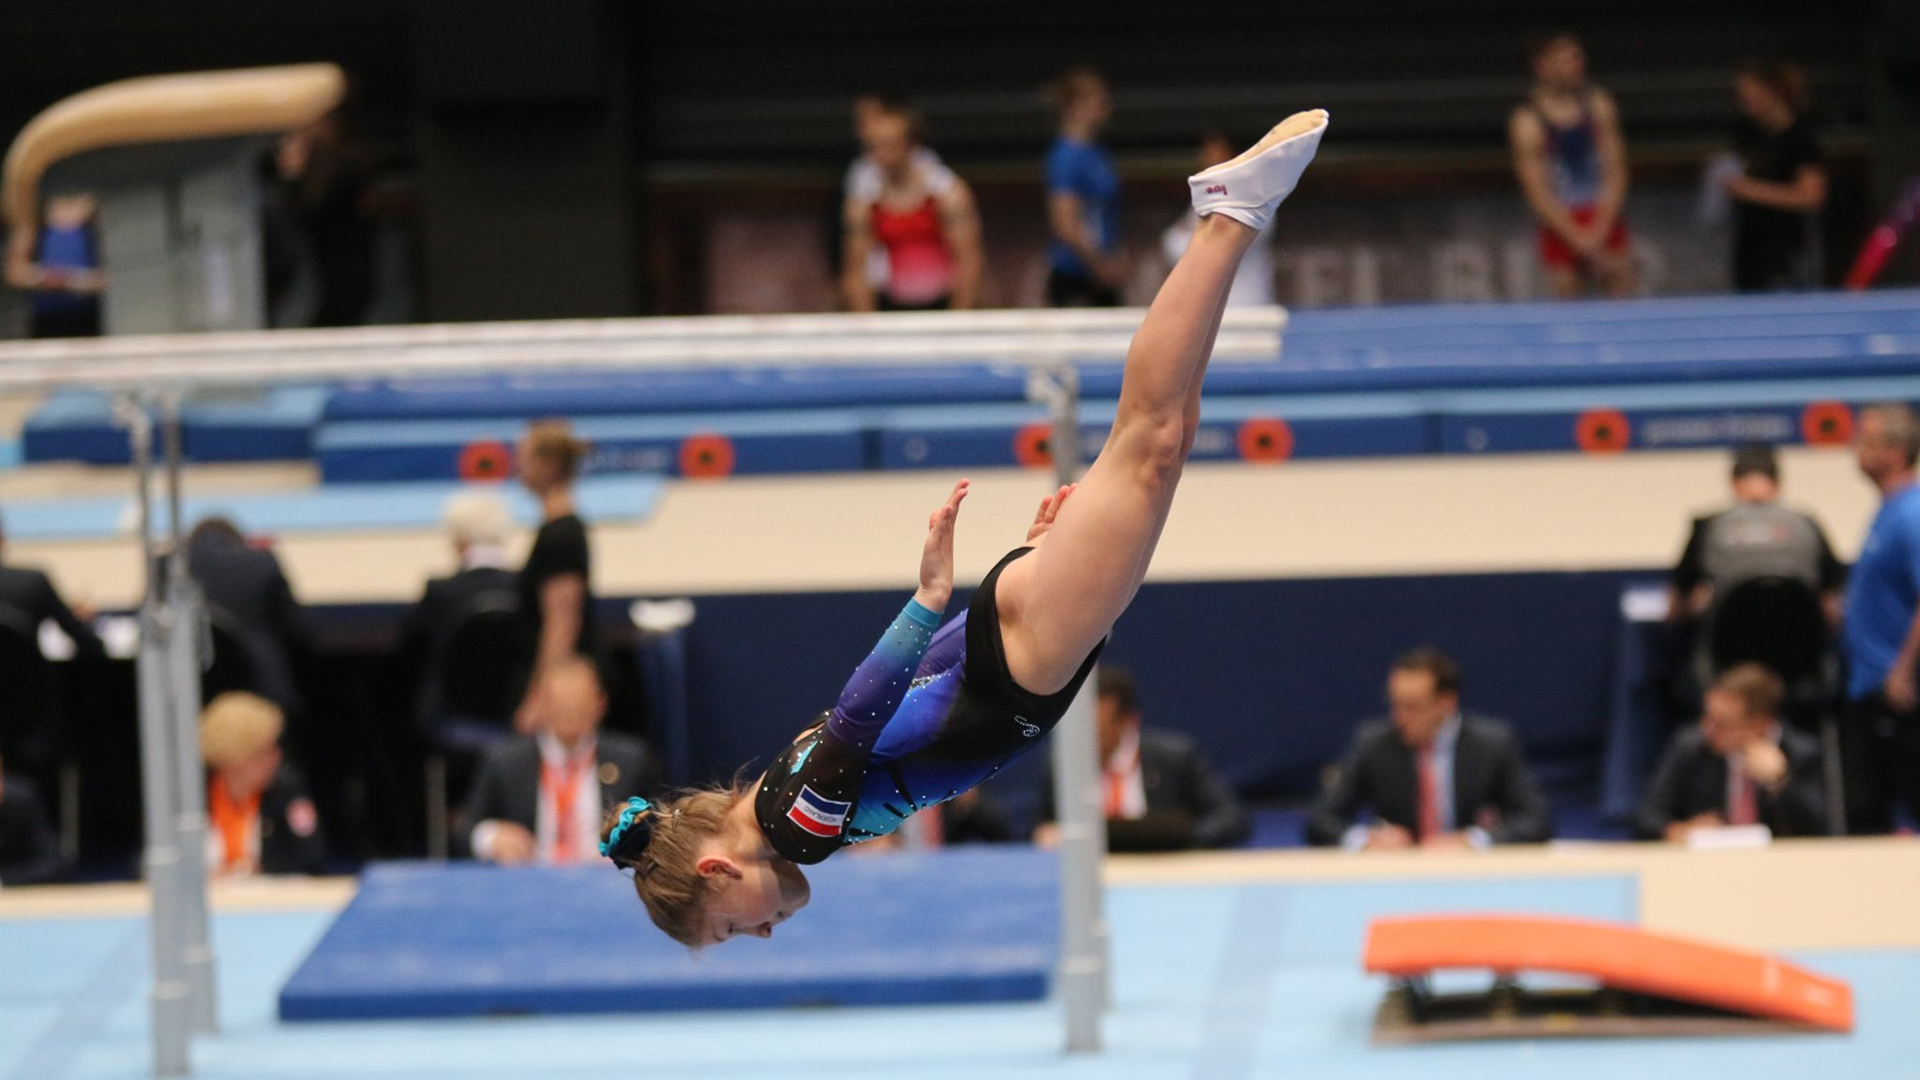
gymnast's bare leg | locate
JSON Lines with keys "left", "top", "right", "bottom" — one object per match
{"left": 997, "top": 109, "right": 1329, "bottom": 694}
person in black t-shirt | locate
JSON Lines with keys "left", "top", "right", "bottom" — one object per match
{"left": 515, "top": 421, "right": 598, "bottom": 733}
{"left": 1724, "top": 60, "right": 1827, "bottom": 292}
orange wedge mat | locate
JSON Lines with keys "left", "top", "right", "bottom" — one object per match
{"left": 1365, "top": 915, "right": 1852, "bottom": 1033}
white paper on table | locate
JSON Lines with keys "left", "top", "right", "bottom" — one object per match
{"left": 1685, "top": 823, "right": 1773, "bottom": 850}
{"left": 1698, "top": 153, "right": 1746, "bottom": 227}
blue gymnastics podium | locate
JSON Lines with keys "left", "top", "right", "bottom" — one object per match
{"left": 279, "top": 849, "right": 1060, "bottom": 1021}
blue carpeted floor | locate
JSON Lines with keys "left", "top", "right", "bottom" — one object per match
{"left": 2, "top": 871, "right": 1909, "bottom": 1080}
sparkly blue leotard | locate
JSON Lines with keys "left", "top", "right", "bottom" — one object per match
{"left": 754, "top": 547, "right": 1103, "bottom": 864}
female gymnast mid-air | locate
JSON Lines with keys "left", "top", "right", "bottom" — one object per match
{"left": 600, "top": 109, "right": 1329, "bottom": 947}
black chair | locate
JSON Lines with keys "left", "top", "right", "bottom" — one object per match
{"left": 1706, "top": 575, "right": 1843, "bottom": 833}
{"left": 199, "top": 606, "right": 264, "bottom": 705}
{"left": 0, "top": 602, "right": 80, "bottom": 862}
{"left": 421, "top": 591, "right": 527, "bottom": 858}
{"left": 0, "top": 603, "right": 54, "bottom": 770}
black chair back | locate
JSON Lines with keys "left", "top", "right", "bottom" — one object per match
{"left": 0, "top": 603, "right": 53, "bottom": 766}
{"left": 436, "top": 591, "right": 526, "bottom": 723}
{"left": 200, "top": 606, "right": 261, "bottom": 704}
{"left": 1708, "top": 576, "right": 1828, "bottom": 685}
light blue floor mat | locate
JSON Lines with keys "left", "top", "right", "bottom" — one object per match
{"left": 3, "top": 872, "right": 1909, "bottom": 1080}
{"left": 0, "top": 475, "right": 664, "bottom": 541}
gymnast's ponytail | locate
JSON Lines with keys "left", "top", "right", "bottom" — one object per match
{"left": 600, "top": 783, "right": 752, "bottom": 948}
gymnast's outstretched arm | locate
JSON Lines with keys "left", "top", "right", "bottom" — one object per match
{"left": 826, "top": 597, "right": 942, "bottom": 751}
{"left": 824, "top": 480, "right": 970, "bottom": 750}
{"left": 908, "top": 483, "right": 1073, "bottom": 683}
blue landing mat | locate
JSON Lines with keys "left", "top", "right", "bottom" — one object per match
{"left": 278, "top": 850, "right": 1060, "bottom": 1021}
{"left": 0, "top": 476, "right": 664, "bottom": 542}
{"left": 22, "top": 387, "right": 329, "bottom": 465}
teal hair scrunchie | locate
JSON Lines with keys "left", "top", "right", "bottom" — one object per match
{"left": 600, "top": 796, "right": 653, "bottom": 860}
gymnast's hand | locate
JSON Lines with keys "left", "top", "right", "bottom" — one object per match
{"left": 916, "top": 479, "right": 969, "bottom": 612}
{"left": 1026, "top": 484, "right": 1076, "bottom": 544}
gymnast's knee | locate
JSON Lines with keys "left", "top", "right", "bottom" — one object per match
{"left": 1113, "top": 409, "right": 1191, "bottom": 489}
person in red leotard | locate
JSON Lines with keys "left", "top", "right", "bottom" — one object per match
{"left": 841, "top": 103, "right": 984, "bottom": 311}
{"left": 1508, "top": 32, "right": 1636, "bottom": 299}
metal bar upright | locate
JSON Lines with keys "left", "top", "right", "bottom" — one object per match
{"left": 160, "top": 397, "right": 218, "bottom": 1034}
{"left": 1033, "top": 360, "right": 1110, "bottom": 1055}
{"left": 118, "top": 395, "right": 190, "bottom": 1077}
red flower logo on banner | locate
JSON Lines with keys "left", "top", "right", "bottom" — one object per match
{"left": 1575, "top": 409, "right": 1631, "bottom": 454}
{"left": 458, "top": 440, "right": 513, "bottom": 481}
{"left": 1236, "top": 417, "right": 1295, "bottom": 464}
{"left": 1801, "top": 402, "right": 1855, "bottom": 447}
{"left": 678, "top": 433, "right": 736, "bottom": 480}
{"left": 1014, "top": 423, "right": 1054, "bottom": 468}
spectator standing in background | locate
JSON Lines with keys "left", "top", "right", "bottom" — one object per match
{"left": 841, "top": 103, "right": 984, "bottom": 311}
{"left": 836, "top": 94, "right": 961, "bottom": 301}
{"left": 270, "top": 111, "right": 375, "bottom": 327}
{"left": 464, "top": 657, "right": 657, "bottom": 866}
{"left": 1034, "top": 667, "right": 1250, "bottom": 851}
{"left": 1045, "top": 67, "right": 1126, "bottom": 307}
{"left": 0, "top": 751, "right": 64, "bottom": 885}
{"left": 1725, "top": 60, "right": 1827, "bottom": 292}
{"left": 1840, "top": 404, "right": 1920, "bottom": 833}
{"left": 200, "top": 692, "right": 327, "bottom": 877}
{"left": 1308, "top": 647, "right": 1552, "bottom": 850}
{"left": 515, "top": 421, "right": 598, "bottom": 732}
{"left": 1635, "top": 664, "right": 1827, "bottom": 841}
{"left": 1508, "top": 32, "right": 1635, "bottom": 298}
{"left": 1162, "top": 131, "right": 1277, "bottom": 308}
{"left": 5, "top": 194, "right": 104, "bottom": 338}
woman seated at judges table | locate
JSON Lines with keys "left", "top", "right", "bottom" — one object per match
{"left": 201, "top": 692, "right": 327, "bottom": 877}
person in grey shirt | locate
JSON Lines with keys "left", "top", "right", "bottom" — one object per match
{"left": 1670, "top": 443, "right": 1845, "bottom": 626}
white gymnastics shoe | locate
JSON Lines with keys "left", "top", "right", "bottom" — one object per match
{"left": 1188, "top": 109, "right": 1329, "bottom": 231}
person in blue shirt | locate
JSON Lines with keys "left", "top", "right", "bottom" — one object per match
{"left": 600, "top": 109, "right": 1331, "bottom": 947}
{"left": 1044, "top": 67, "right": 1126, "bottom": 307}
{"left": 5, "top": 194, "right": 104, "bottom": 339}
{"left": 1840, "top": 403, "right": 1920, "bottom": 833}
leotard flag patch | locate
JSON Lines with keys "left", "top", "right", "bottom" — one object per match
{"left": 787, "top": 786, "right": 851, "bottom": 838}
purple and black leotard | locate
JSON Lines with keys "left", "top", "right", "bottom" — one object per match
{"left": 754, "top": 547, "right": 1103, "bottom": 864}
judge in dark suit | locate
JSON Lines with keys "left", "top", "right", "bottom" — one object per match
{"left": 0, "top": 509, "right": 104, "bottom": 772}
{"left": 1035, "top": 667, "right": 1250, "bottom": 851}
{"left": 0, "top": 511, "right": 102, "bottom": 654}
{"left": 185, "top": 517, "right": 311, "bottom": 716}
{"left": 396, "top": 492, "right": 525, "bottom": 725}
{"left": 464, "top": 656, "right": 659, "bottom": 865}
{"left": 1308, "top": 647, "right": 1552, "bottom": 849}
{"left": 1635, "top": 663, "right": 1828, "bottom": 841}
{"left": 200, "top": 692, "right": 328, "bottom": 877}
{"left": 0, "top": 753, "right": 65, "bottom": 885}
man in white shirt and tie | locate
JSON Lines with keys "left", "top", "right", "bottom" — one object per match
{"left": 464, "top": 656, "right": 659, "bottom": 865}
{"left": 1634, "top": 663, "right": 1828, "bottom": 841}
{"left": 1308, "top": 647, "right": 1553, "bottom": 850}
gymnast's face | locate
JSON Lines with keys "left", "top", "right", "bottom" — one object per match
{"left": 700, "top": 856, "right": 810, "bottom": 945}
